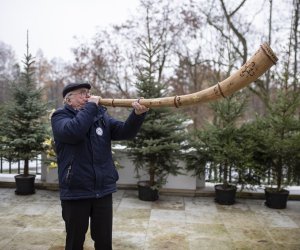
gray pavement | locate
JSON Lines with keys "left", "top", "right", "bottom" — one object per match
{"left": 0, "top": 188, "right": 299, "bottom": 250}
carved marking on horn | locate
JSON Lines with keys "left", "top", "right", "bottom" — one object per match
{"left": 174, "top": 95, "right": 179, "bottom": 108}
{"left": 214, "top": 86, "right": 220, "bottom": 97}
{"left": 240, "top": 62, "right": 256, "bottom": 78}
{"left": 217, "top": 82, "right": 226, "bottom": 98}
{"left": 177, "top": 96, "right": 182, "bottom": 106}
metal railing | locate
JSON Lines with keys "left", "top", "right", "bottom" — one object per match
{"left": 0, "top": 155, "right": 42, "bottom": 175}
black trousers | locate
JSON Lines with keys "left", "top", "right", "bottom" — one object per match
{"left": 61, "top": 194, "right": 113, "bottom": 250}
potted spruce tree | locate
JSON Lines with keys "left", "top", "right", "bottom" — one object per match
{"left": 253, "top": 89, "right": 300, "bottom": 209}
{"left": 186, "top": 93, "right": 250, "bottom": 205}
{"left": 128, "top": 105, "right": 187, "bottom": 201}
{"left": 127, "top": 43, "right": 188, "bottom": 202}
{"left": 252, "top": 37, "right": 300, "bottom": 208}
{"left": 0, "top": 35, "right": 48, "bottom": 195}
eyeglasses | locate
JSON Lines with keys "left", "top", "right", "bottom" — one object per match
{"left": 69, "top": 89, "right": 91, "bottom": 98}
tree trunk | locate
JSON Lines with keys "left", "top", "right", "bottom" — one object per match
{"left": 223, "top": 163, "right": 228, "bottom": 187}
{"left": 276, "top": 160, "right": 283, "bottom": 192}
{"left": 264, "top": 0, "right": 273, "bottom": 107}
{"left": 292, "top": 0, "right": 299, "bottom": 89}
{"left": 24, "top": 159, "right": 29, "bottom": 176}
{"left": 149, "top": 165, "right": 155, "bottom": 187}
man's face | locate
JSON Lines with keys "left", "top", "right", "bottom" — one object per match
{"left": 66, "top": 88, "right": 91, "bottom": 110}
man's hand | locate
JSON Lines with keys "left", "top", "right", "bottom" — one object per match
{"left": 88, "top": 95, "right": 100, "bottom": 105}
{"left": 132, "top": 101, "right": 149, "bottom": 115}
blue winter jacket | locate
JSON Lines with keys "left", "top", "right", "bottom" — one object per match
{"left": 51, "top": 102, "right": 145, "bottom": 200}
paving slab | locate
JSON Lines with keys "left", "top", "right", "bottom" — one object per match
{"left": 0, "top": 188, "right": 299, "bottom": 250}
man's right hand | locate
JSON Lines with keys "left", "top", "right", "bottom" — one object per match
{"left": 88, "top": 96, "right": 100, "bottom": 105}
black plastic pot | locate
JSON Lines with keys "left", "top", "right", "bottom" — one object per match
{"left": 265, "top": 188, "right": 289, "bottom": 209}
{"left": 137, "top": 181, "right": 159, "bottom": 201}
{"left": 15, "top": 174, "right": 36, "bottom": 195}
{"left": 214, "top": 184, "right": 237, "bottom": 205}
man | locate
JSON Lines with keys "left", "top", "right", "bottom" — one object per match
{"left": 51, "top": 82, "right": 148, "bottom": 250}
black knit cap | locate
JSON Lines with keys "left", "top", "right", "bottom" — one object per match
{"left": 62, "top": 82, "right": 91, "bottom": 98}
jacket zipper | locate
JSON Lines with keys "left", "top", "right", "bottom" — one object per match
{"left": 66, "top": 165, "right": 72, "bottom": 183}
{"left": 90, "top": 127, "right": 97, "bottom": 193}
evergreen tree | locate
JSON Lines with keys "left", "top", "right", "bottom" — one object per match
{"left": 252, "top": 21, "right": 300, "bottom": 191}
{"left": 209, "top": 93, "right": 249, "bottom": 187}
{"left": 185, "top": 93, "right": 252, "bottom": 188}
{"left": 253, "top": 88, "right": 300, "bottom": 191}
{"left": 127, "top": 41, "right": 188, "bottom": 189}
{"left": 0, "top": 35, "right": 48, "bottom": 176}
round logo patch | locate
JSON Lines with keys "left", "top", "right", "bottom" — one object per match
{"left": 96, "top": 127, "right": 103, "bottom": 136}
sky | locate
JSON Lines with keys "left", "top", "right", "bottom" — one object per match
{"left": 0, "top": 0, "right": 293, "bottom": 64}
{"left": 0, "top": 0, "right": 140, "bottom": 62}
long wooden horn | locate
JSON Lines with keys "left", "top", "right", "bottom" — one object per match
{"left": 98, "top": 43, "right": 278, "bottom": 108}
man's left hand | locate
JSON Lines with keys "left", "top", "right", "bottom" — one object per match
{"left": 132, "top": 101, "right": 149, "bottom": 115}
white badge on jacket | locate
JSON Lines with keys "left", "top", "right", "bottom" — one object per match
{"left": 96, "top": 127, "right": 103, "bottom": 136}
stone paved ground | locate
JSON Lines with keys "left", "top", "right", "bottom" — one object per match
{"left": 0, "top": 188, "right": 299, "bottom": 250}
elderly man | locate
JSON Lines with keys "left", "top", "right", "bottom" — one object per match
{"left": 51, "top": 82, "right": 148, "bottom": 250}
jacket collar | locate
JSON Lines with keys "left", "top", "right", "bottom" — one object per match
{"left": 64, "top": 104, "right": 78, "bottom": 115}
